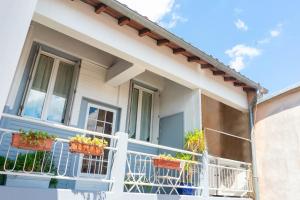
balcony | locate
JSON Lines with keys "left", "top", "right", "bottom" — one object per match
{"left": 0, "top": 113, "right": 253, "bottom": 200}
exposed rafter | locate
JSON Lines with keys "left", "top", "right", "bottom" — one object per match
{"left": 224, "top": 77, "right": 237, "bottom": 82}
{"left": 157, "top": 39, "right": 170, "bottom": 46}
{"left": 138, "top": 28, "right": 151, "bottom": 37}
{"left": 95, "top": 3, "right": 107, "bottom": 14}
{"left": 187, "top": 56, "right": 207, "bottom": 64}
{"left": 173, "top": 48, "right": 185, "bottom": 55}
{"left": 118, "top": 16, "right": 130, "bottom": 26}
{"left": 234, "top": 82, "right": 247, "bottom": 87}
{"left": 213, "top": 71, "right": 225, "bottom": 76}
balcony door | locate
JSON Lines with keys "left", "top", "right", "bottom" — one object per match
{"left": 79, "top": 103, "right": 117, "bottom": 177}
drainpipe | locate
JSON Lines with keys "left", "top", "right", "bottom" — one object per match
{"left": 248, "top": 91, "right": 260, "bottom": 200}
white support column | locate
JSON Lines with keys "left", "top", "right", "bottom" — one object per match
{"left": 110, "top": 132, "right": 128, "bottom": 195}
{"left": 0, "top": 0, "right": 37, "bottom": 119}
{"left": 202, "top": 151, "right": 210, "bottom": 198}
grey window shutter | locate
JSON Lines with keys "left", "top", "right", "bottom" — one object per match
{"left": 18, "top": 45, "right": 41, "bottom": 115}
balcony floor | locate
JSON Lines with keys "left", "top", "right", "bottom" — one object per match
{"left": 0, "top": 186, "right": 252, "bottom": 200}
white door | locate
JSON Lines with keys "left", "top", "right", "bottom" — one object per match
{"left": 79, "top": 103, "right": 117, "bottom": 177}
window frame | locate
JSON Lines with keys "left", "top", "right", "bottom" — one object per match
{"left": 21, "top": 50, "right": 77, "bottom": 124}
{"left": 128, "top": 83, "right": 155, "bottom": 142}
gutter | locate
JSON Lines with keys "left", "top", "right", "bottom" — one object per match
{"left": 100, "top": 0, "right": 267, "bottom": 92}
{"left": 248, "top": 93, "right": 260, "bottom": 200}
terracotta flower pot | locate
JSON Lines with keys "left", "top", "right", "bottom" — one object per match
{"left": 69, "top": 141, "right": 104, "bottom": 156}
{"left": 11, "top": 133, "right": 54, "bottom": 152}
{"left": 152, "top": 157, "right": 181, "bottom": 170}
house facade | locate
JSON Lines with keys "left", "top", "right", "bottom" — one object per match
{"left": 0, "top": 0, "right": 265, "bottom": 199}
{"left": 255, "top": 84, "right": 300, "bottom": 200}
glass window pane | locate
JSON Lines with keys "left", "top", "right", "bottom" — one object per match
{"left": 96, "top": 121, "right": 104, "bottom": 133}
{"left": 88, "top": 107, "right": 98, "bottom": 120}
{"left": 87, "top": 119, "right": 97, "bottom": 131}
{"left": 104, "top": 123, "right": 112, "bottom": 134}
{"left": 23, "top": 54, "right": 54, "bottom": 118}
{"left": 106, "top": 111, "right": 113, "bottom": 123}
{"left": 140, "top": 91, "right": 152, "bottom": 142}
{"left": 128, "top": 88, "right": 139, "bottom": 138}
{"left": 98, "top": 110, "right": 106, "bottom": 121}
{"left": 47, "top": 61, "right": 75, "bottom": 123}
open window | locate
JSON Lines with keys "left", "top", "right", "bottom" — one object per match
{"left": 128, "top": 83, "right": 154, "bottom": 142}
{"left": 20, "top": 47, "right": 79, "bottom": 124}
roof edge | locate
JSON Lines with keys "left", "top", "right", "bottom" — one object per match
{"left": 100, "top": 0, "right": 267, "bottom": 92}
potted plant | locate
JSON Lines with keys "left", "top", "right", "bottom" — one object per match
{"left": 4, "top": 152, "right": 57, "bottom": 189}
{"left": 177, "top": 129, "right": 206, "bottom": 195}
{"left": 152, "top": 154, "right": 181, "bottom": 170}
{"left": 11, "top": 130, "right": 56, "bottom": 152}
{"left": 69, "top": 135, "right": 108, "bottom": 156}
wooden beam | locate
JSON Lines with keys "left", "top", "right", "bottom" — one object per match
{"left": 187, "top": 56, "right": 207, "bottom": 64}
{"left": 95, "top": 3, "right": 107, "bottom": 14}
{"left": 118, "top": 16, "right": 130, "bottom": 26}
{"left": 243, "top": 87, "right": 257, "bottom": 92}
{"left": 187, "top": 56, "right": 200, "bottom": 62}
{"left": 224, "top": 77, "right": 236, "bottom": 82}
{"left": 213, "top": 70, "right": 226, "bottom": 76}
{"left": 157, "top": 39, "right": 170, "bottom": 46}
{"left": 234, "top": 82, "right": 247, "bottom": 87}
{"left": 173, "top": 48, "right": 185, "bottom": 54}
{"left": 201, "top": 64, "right": 213, "bottom": 69}
{"left": 138, "top": 28, "right": 151, "bottom": 37}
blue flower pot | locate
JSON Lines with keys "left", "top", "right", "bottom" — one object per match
{"left": 177, "top": 182, "right": 194, "bottom": 195}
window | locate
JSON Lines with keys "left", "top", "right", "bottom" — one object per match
{"left": 81, "top": 104, "right": 116, "bottom": 175}
{"left": 22, "top": 51, "right": 76, "bottom": 124}
{"left": 128, "top": 84, "right": 154, "bottom": 142}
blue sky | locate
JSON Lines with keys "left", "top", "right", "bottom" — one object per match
{"left": 119, "top": 0, "right": 300, "bottom": 93}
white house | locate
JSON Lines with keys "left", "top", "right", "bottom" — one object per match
{"left": 0, "top": 0, "right": 266, "bottom": 200}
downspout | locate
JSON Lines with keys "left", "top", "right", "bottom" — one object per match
{"left": 248, "top": 92, "right": 260, "bottom": 200}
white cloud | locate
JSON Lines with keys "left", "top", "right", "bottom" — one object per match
{"left": 270, "top": 30, "right": 280, "bottom": 37}
{"left": 225, "top": 44, "right": 261, "bottom": 71}
{"left": 258, "top": 23, "right": 283, "bottom": 44}
{"left": 117, "top": 0, "right": 175, "bottom": 22}
{"left": 160, "top": 13, "right": 187, "bottom": 29}
{"left": 235, "top": 19, "right": 248, "bottom": 31}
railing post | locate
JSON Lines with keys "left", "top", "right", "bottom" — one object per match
{"left": 202, "top": 151, "right": 209, "bottom": 198}
{"left": 110, "top": 132, "right": 128, "bottom": 193}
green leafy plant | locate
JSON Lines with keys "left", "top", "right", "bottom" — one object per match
{"left": 19, "top": 130, "right": 56, "bottom": 145}
{"left": 70, "top": 135, "right": 108, "bottom": 147}
{"left": 0, "top": 153, "right": 58, "bottom": 188}
{"left": 184, "top": 129, "right": 206, "bottom": 160}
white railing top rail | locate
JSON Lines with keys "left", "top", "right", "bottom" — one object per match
{"left": 208, "top": 155, "right": 252, "bottom": 166}
{"left": 127, "top": 150, "right": 201, "bottom": 165}
{"left": 128, "top": 138, "right": 202, "bottom": 157}
{"left": 204, "top": 127, "right": 251, "bottom": 142}
{"left": 1, "top": 113, "right": 118, "bottom": 140}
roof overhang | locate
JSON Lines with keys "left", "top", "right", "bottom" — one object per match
{"left": 80, "top": 0, "right": 268, "bottom": 94}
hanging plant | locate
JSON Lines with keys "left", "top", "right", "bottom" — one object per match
{"left": 11, "top": 130, "right": 56, "bottom": 152}
{"left": 152, "top": 154, "right": 181, "bottom": 170}
{"left": 69, "top": 135, "right": 108, "bottom": 156}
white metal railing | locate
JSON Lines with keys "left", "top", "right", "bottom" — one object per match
{"left": 0, "top": 114, "right": 119, "bottom": 189}
{"left": 0, "top": 114, "right": 253, "bottom": 197}
{"left": 124, "top": 139, "right": 203, "bottom": 196}
{"left": 208, "top": 156, "right": 253, "bottom": 197}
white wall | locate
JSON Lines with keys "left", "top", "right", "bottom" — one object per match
{"left": 0, "top": 0, "right": 37, "bottom": 118}
{"left": 33, "top": 0, "right": 248, "bottom": 111}
{"left": 160, "top": 79, "right": 201, "bottom": 132}
{"left": 6, "top": 22, "right": 118, "bottom": 110}
{"left": 71, "top": 60, "right": 129, "bottom": 131}
{"left": 5, "top": 22, "right": 129, "bottom": 132}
